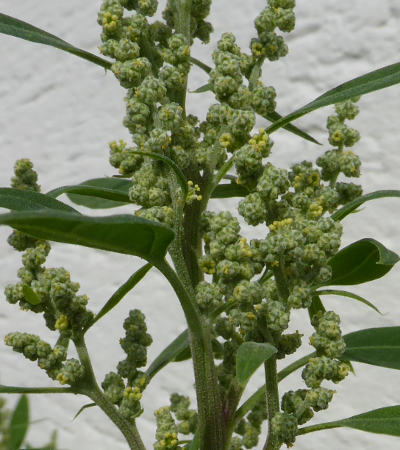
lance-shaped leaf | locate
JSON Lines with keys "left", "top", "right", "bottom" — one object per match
{"left": 308, "top": 294, "right": 326, "bottom": 322}
{"left": 190, "top": 83, "right": 319, "bottom": 144}
{"left": 88, "top": 263, "right": 152, "bottom": 329}
{"left": 0, "top": 13, "right": 111, "bottom": 70}
{"left": 324, "top": 238, "right": 399, "bottom": 286}
{"left": 332, "top": 190, "right": 400, "bottom": 221}
{"left": 341, "top": 327, "right": 400, "bottom": 370}
{"left": 73, "top": 403, "right": 96, "bottom": 420}
{"left": 267, "top": 61, "right": 400, "bottom": 133}
{"left": 236, "top": 342, "right": 277, "bottom": 387}
{"left": 0, "top": 187, "right": 78, "bottom": 213}
{"left": 264, "top": 110, "right": 320, "bottom": 145}
{"left": 146, "top": 330, "right": 189, "bottom": 381}
{"left": 0, "top": 210, "right": 174, "bottom": 264}
{"left": 316, "top": 289, "right": 381, "bottom": 314}
{"left": 47, "top": 178, "right": 132, "bottom": 209}
{"left": 298, "top": 406, "right": 400, "bottom": 438}
{"left": 210, "top": 183, "right": 249, "bottom": 199}
{"left": 9, "top": 395, "right": 29, "bottom": 450}
{"left": 190, "top": 83, "right": 212, "bottom": 93}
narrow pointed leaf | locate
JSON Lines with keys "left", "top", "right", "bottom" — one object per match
{"left": 88, "top": 263, "right": 152, "bottom": 329}
{"left": 189, "top": 56, "right": 212, "bottom": 74}
{"left": 342, "top": 327, "right": 400, "bottom": 369}
{"left": 308, "top": 294, "right": 325, "bottom": 322}
{"left": 0, "top": 188, "right": 78, "bottom": 213}
{"left": 22, "top": 285, "right": 41, "bottom": 305}
{"left": 190, "top": 83, "right": 211, "bottom": 93}
{"left": 9, "top": 395, "right": 29, "bottom": 450}
{"left": 0, "top": 210, "right": 174, "bottom": 263}
{"left": 0, "top": 13, "right": 111, "bottom": 70}
{"left": 299, "top": 406, "right": 400, "bottom": 437}
{"left": 316, "top": 289, "right": 381, "bottom": 314}
{"left": 47, "top": 178, "right": 132, "bottom": 209}
{"left": 325, "top": 238, "right": 399, "bottom": 286}
{"left": 146, "top": 330, "right": 189, "bottom": 381}
{"left": 332, "top": 190, "right": 400, "bottom": 221}
{"left": 73, "top": 403, "right": 96, "bottom": 420}
{"left": 264, "top": 110, "right": 321, "bottom": 145}
{"left": 267, "top": 61, "right": 400, "bottom": 133}
{"left": 338, "top": 406, "right": 400, "bottom": 436}
{"left": 236, "top": 342, "right": 277, "bottom": 386}
{"left": 211, "top": 183, "right": 249, "bottom": 199}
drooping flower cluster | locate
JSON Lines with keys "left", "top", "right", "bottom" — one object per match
{"left": 4, "top": 161, "right": 93, "bottom": 386}
{"left": 101, "top": 309, "right": 152, "bottom": 421}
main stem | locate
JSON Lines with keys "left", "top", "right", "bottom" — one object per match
{"left": 263, "top": 356, "right": 281, "bottom": 450}
{"left": 74, "top": 335, "right": 145, "bottom": 450}
{"left": 156, "top": 260, "right": 225, "bottom": 449}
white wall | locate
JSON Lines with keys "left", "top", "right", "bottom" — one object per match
{"left": 0, "top": 1, "right": 400, "bottom": 449}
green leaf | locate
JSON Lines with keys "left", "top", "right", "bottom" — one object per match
{"left": 0, "top": 187, "right": 78, "bottom": 213}
{"left": 342, "top": 327, "right": 400, "bottom": 370}
{"left": 73, "top": 403, "right": 96, "bottom": 420}
{"left": 0, "top": 210, "right": 174, "bottom": 264}
{"left": 325, "top": 238, "right": 399, "bottom": 286}
{"left": 47, "top": 178, "right": 132, "bottom": 209}
{"left": 173, "top": 346, "right": 192, "bottom": 362}
{"left": 332, "top": 190, "right": 400, "bottom": 221}
{"left": 337, "top": 406, "right": 400, "bottom": 436}
{"left": 88, "top": 263, "right": 152, "bottom": 329}
{"left": 210, "top": 183, "right": 249, "bottom": 199}
{"left": 22, "top": 285, "right": 41, "bottom": 305}
{"left": 308, "top": 294, "right": 325, "bottom": 322}
{"left": 0, "top": 13, "right": 111, "bottom": 70}
{"left": 189, "top": 56, "right": 212, "bottom": 74}
{"left": 316, "top": 289, "right": 381, "bottom": 314}
{"left": 190, "top": 83, "right": 211, "bottom": 93}
{"left": 299, "top": 406, "right": 400, "bottom": 437}
{"left": 8, "top": 395, "right": 29, "bottom": 450}
{"left": 264, "top": 110, "right": 321, "bottom": 145}
{"left": 266, "top": 61, "right": 400, "bottom": 133}
{"left": 236, "top": 342, "right": 277, "bottom": 387}
{"left": 146, "top": 330, "right": 189, "bottom": 381}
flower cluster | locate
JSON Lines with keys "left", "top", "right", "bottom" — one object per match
{"left": 153, "top": 394, "right": 198, "bottom": 449}
{"left": 251, "top": 0, "right": 295, "bottom": 61}
{"left": 316, "top": 98, "right": 363, "bottom": 204}
{"left": 4, "top": 161, "right": 92, "bottom": 387}
{"left": 100, "top": 309, "right": 152, "bottom": 422}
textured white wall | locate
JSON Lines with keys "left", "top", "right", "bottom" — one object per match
{"left": 1, "top": 1, "right": 400, "bottom": 449}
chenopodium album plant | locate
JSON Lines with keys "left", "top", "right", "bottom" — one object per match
{"left": 1, "top": 1, "right": 400, "bottom": 449}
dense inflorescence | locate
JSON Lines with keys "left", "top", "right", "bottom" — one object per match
{"left": 3, "top": 0, "right": 369, "bottom": 449}
{"left": 4, "top": 160, "right": 94, "bottom": 387}
{"left": 96, "top": 0, "right": 365, "bottom": 448}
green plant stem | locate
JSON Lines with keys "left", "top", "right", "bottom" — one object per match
{"left": 233, "top": 351, "right": 314, "bottom": 426}
{"left": 0, "top": 385, "right": 74, "bottom": 394}
{"left": 263, "top": 356, "right": 281, "bottom": 450}
{"left": 222, "top": 380, "right": 245, "bottom": 450}
{"left": 74, "top": 335, "right": 145, "bottom": 450}
{"left": 172, "top": 0, "right": 192, "bottom": 111}
{"left": 156, "top": 259, "right": 225, "bottom": 449}
{"left": 297, "top": 420, "right": 341, "bottom": 436}
{"left": 89, "top": 386, "right": 145, "bottom": 450}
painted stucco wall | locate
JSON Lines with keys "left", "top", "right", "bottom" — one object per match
{"left": 0, "top": 1, "right": 400, "bottom": 449}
